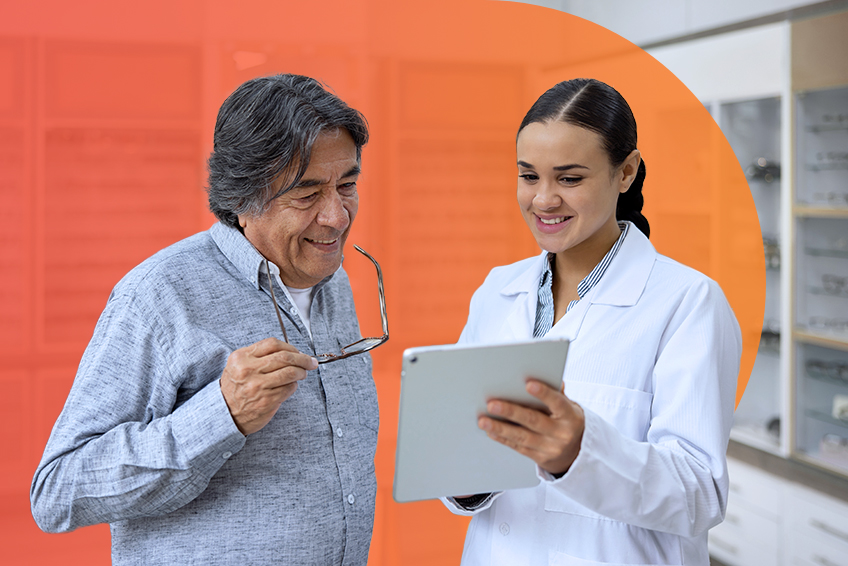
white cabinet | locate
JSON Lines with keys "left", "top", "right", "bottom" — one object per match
{"left": 710, "top": 457, "right": 848, "bottom": 566}
{"left": 786, "top": 484, "right": 848, "bottom": 566}
{"left": 710, "top": 458, "right": 783, "bottom": 566}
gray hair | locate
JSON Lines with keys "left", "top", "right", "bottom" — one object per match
{"left": 206, "top": 74, "right": 369, "bottom": 229}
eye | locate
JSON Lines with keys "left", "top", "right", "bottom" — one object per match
{"left": 293, "top": 191, "right": 320, "bottom": 203}
{"left": 560, "top": 176, "right": 582, "bottom": 185}
{"left": 519, "top": 173, "right": 538, "bottom": 182}
{"left": 338, "top": 181, "right": 358, "bottom": 195}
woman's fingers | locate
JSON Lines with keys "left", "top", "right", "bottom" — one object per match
{"left": 479, "top": 379, "right": 585, "bottom": 475}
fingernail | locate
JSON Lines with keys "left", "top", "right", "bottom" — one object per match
{"left": 527, "top": 381, "right": 541, "bottom": 394}
{"left": 479, "top": 418, "right": 491, "bottom": 431}
{"left": 488, "top": 401, "right": 502, "bottom": 414}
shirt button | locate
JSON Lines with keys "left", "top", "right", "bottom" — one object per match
{"left": 222, "top": 452, "right": 232, "bottom": 459}
{"left": 336, "top": 428, "right": 344, "bottom": 438}
{"left": 290, "top": 307, "right": 298, "bottom": 315}
{"left": 499, "top": 522, "right": 510, "bottom": 536}
{"left": 347, "top": 494, "right": 355, "bottom": 505}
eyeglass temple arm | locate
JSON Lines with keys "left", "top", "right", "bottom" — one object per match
{"left": 264, "top": 259, "right": 289, "bottom": 343}
{"left": 353, "top": 245, "right": 389, "bottom": 338}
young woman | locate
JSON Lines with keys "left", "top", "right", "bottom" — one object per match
{"left": 443, "top": 79, "right": 742, "bottom": 566}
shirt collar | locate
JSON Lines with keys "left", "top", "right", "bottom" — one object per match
{"left": 543, "top": 221, "right": 629, "bottom": 299}
{"left": 500, "top": 221, "right": 653, "bottom": 307}
{"left": 209, "top": 222, "right": 337, "bottom": 292}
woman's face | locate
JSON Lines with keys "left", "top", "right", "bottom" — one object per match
{"left": 516, "top": 120, "right": 639, "bottom": 258}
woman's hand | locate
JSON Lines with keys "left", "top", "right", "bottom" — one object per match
{"left": 478, "top": 379, "right": 585, "bottom": 476}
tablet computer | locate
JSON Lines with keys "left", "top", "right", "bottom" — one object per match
{"left": 392, "top": 338, "right": 569, "bottom": 503}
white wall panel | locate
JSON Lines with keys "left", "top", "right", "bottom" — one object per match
{"left": 646, "top": 23, "right": 787, "bottom": 102}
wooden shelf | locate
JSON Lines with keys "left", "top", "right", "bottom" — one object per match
{"left": 793, "top": 205, "right": 848, "bottom": 218}
{"left": 794, "top": 329, "right": 848, "bottom": 352}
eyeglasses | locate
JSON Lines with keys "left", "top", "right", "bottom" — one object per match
{"left": 822, "top": 274, "right": 848, "bottom": 296}
{"left": 746, "top": 158, "right": 780, "bottom": 183}
{"left": 808, "top": 316, "right": 848, "bottom": 333}
{"left": 264, "top": 244, "right": 389, "bottom": 364}
{"left": 806, "top": 359, "right": 848, "bottom": 384}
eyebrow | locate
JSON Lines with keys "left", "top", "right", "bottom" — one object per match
{"left": 517, "top": 160, "right": 589, "bottom": 172}
{"left": 294, "top": 165, "right": 361, "bottom": 188}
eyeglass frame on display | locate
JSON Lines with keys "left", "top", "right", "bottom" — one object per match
{"left": 822, "top": 273, "right": 848, "bottom": 295}
{"left": 746, "top": 157, "right": 781, "bottom": 183}
{"left": 809, "top": 316, "right": 848, "bottom": 333}
{"left": 263, "top": 244, "right": 389, "bottom": 364}
{"left": 811, "top": 191, "right": 848, "bottom": 207}
{"left": 763, "top": 237, "right": 780, "bottom": 269}
{"left": 806, "top": 359, "right": 848, "bottom": 383}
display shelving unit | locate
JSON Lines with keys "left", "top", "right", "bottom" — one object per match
{"left": 650, "top": 11, "right": 848, "bottom": 566}
{"left": 792, "top": 84, "right": 848, "bottom": 476}
{"left": 650, "top": 8, "right": 848, "bottom": 480}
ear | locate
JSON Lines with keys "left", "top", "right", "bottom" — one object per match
{"left": 238, "top": 215, "right": 248, "bottom": 229}
{"left": 618, "top": 149, "right": 641, "bottom": 194}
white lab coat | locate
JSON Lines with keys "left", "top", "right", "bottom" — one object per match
{"left": 444, "top": 223, "right": 742, "bottom": 566}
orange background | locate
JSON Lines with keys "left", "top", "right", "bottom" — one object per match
{"left": 0, "top": 0, "right": 763, "bottom": 564}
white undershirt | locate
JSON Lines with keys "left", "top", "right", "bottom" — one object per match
{"left": 263, "top": 261, "right": 314, "bottom": 337}
{"left": 280, "top": 282, "right": 314, "bottom": 337}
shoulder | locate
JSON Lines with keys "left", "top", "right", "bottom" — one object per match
{"left": 110, "top": 229, "right": 220, "bottom": 306}
{"left": 473, "top": 254, "right": 543, "bottom": 297}
{"left": 650, "top": 253, "right": 726, "bottom": 302}
{"left": 644, "top": 253, "right": 739, "bottom": 342}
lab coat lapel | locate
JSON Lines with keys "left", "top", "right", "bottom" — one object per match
{"left": 588, "top": 225, "right": 656, "bottom": 308}
{"left": 546, "top": 229, "right": 652, "bottom": 342}
{"left": 494, "top": 226, "right": 656, "bottom": 343}
{"left": 498, "top": 252, "right": 547, "bottom": 341}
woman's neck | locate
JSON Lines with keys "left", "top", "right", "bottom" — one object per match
{"left": 550, "top": 220, "right": 622, "bottom": 323}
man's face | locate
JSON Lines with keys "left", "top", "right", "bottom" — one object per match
{"left": 239, "top": 128, "right": 360, "bottom": 288}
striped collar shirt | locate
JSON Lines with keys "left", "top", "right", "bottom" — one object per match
{"left": 533, "top": 221, "right": 630, "bottom": 337}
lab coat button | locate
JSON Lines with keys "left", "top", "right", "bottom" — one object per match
{"left": 336, "top": 428, "right": 344, "bottom": 437}
{"left": 499, "top": 522, "right": 509, "bottom": 536}
{"left": 222, "top": 452, "right": 232, "bottom": 459}
{"left": 347, "top": 494, "right": 355, "bottom": 504}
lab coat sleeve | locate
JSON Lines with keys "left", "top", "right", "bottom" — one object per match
{"left": 30, "top": 292, "right": 246, "bottom": 533}
{"left": 543, "top": 278, "right": 741, "bottom": 538}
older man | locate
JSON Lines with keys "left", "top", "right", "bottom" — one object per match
{"left": 31, "top": 74, "right": 380, "bottom": 565}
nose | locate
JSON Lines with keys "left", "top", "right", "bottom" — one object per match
{"left": 316, "top": 190, "right": 350, "bottom": 231}
{"left": 532, "top": 181, "right": 562, "bottom": 211}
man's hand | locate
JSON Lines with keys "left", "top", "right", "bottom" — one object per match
{"left": 220, "top": 338, "right": 318, "bottom": 435}
{"left": 477, "top": 379, "right": 584, "bottom": 476}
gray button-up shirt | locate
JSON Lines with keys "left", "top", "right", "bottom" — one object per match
{"left": 31, "top": 222, "right": 379, "bottom": 565}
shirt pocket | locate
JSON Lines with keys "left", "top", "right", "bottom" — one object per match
{"left": 336, "top": 337, "right": 379, "bottom": 432}
{"left": 545, "top": 381, "right": 652, "bottom": 519}
{"left": 563, "top": 380, "right": 652, "bottom": 441}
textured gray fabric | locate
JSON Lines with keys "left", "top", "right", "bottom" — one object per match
{"left": 31, "top": 222, "right": 378, "bottom": 566}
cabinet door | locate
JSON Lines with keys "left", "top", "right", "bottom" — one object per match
{"left": 793, "top": 84, "right": 848, "bottom": 477}
{"left": 720, "top": 97, "right": 783, "bottom": 455}
{"left": 786, "top": 484, "right": 848, "bottom": 565}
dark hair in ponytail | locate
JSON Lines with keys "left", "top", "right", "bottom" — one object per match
{"left": 517, "top": 78, "right": 650, "bottom": 238}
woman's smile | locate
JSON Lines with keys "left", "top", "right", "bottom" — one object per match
{"left": 535, "top": 214, "right": 574, "bottom": 233}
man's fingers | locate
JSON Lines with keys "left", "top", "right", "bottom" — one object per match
{"left": 258, "top": 349, "right": 318, "bottom": 374}
{"left": 247, "top": 337, "right": 293, "bottom": 357}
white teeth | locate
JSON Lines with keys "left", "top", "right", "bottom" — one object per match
{"left": 309, "top": 238, "right": 337, "bottom": 244}
{"left": 540, "top": 216, "right": 569, "bottom": 225}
